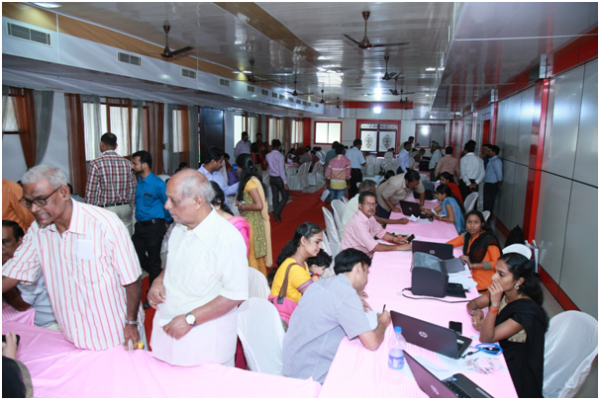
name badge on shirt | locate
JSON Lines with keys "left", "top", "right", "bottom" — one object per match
{"left": 76, "top": 239, "right": 95, "bottom": 260}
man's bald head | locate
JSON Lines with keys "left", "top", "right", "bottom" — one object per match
{"left": 170, "top": 169, "right": 215, "bottom": 203}
{"left": 166, "top": 170, "right": 215, "bottom": 229}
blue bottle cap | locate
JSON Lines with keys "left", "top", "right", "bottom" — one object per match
{"left": 394, "top": 326, "right": 402, "bottom": 334}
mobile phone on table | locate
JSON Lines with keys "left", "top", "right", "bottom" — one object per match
{"left": 449, "top": 321, "right": 462, "bottom": 335}
{"left": 2, "top": 334, "right": 21, "bottom": 346}
{"left": 406, "top": 234, "right": 415, "bottom": 243}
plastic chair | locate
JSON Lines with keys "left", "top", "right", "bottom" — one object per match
{"left": 502, "top": 243, "right": 532, "bottom": 259}
{"left": 157, "top": 174, "right": 171, "bottom": 182}
{"left": 298, "top": 163, "right": 310, "bottom": 189}
{"left": 341, "top": 197, "right": 348, "bottom": 204}
{"left": 287, "top": 167, "right": 302, "bottom": 191}
{"left": 322, "top": 207, "right": 341, "bottom": 256}
{"left": 248, "top": 267, "right": 270, "bottom": 299}
{"left": 331, "top": 199, "right": 347, "bottom": 238}
{"left": 320, "top": 232, "right": 337, "bottom": 278}
{"left": 543, "top": 311, "right": 598, "bottom": 398}
{"left": 482, "top": 210, "right": 490, "bottom": 222}
{"left": 237, "top": 298, "right": 285, "bottom": 376}
{"left": 365, "top": 155, "right": 377, "bottom": 176}
{"left": 463, "top": 192, "right": 479, "bottom": 213}
{"left": 308, "top": 161, "right": 323, "bottom": 186}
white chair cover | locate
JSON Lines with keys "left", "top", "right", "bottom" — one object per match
{"left": 157, "top": 174, "right": 171, "bottom": 182}
{"left": 502, "top": 243, "right": 532, "bottom": 259}
{"left": 482, "top": 210, "right": 491, "bottom": 222}
{"left": 543, "top": 311, "right": 598, "bottom": 398}
{"left": 463, "top": 192, "right": 479, "bottom": 213}
{"left": 331, "top": 199, "right": 347, "bottom": 238}
{"left": 262, "top": 172, "right": 273, "bottom": 207}
{"left": 320, "top": 232, "right": 337, "bottom": 278}
{"left": 365, "top": 155, "right": 377, "bottom": 176}
{"left": 299, "top": 162, "right": 311, "bottom": 189}
{"left": 308, "top": 161, "right": 324, "bottom": 186}
{"left": 248, "top": 267, "right": 270, "bottom": 299}
{"left": 287, "top": 166, "right": 303, "bottom": 191}
{"left": 237, "top": 298, "right": 285, "bottom": 376}
{"left": 341, "top": 197, "right": 348, "bottom": 204}
{"left": 322, "top": 207, "right": 341, "bottom": 256}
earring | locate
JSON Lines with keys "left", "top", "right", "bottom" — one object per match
{"left": 514, "top": 283, "right": 520, "bottom": 290}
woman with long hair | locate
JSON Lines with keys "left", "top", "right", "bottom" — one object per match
{"left": 467, "top": 253, "right": 548, "bottom": 397}
{"left": 439, "top": 171, "right": 463, "bottom": 204}
{"left": 447, "top": 210, "right": 502, "bottom": 291}
{"left": 421, "top": 184, "right": 465, "bottom": 234}
{"left": 235, "top": 154, "right": 272, "bottom": 275}
{"left": 269, "top": 222, "right": 323, "bottom": 325}
{"left": 209, "top": 181, "right": 251, "bottom": 258}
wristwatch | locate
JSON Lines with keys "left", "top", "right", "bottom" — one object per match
{"left": 124, "top": 319, "right": 138, "bottom": 325}
{"left": 185, "top": 312, "right": 196, "bottom": 326}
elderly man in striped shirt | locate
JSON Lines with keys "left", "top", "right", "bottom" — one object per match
{"left": 3, "top": 165, "right": 144, "bottom": 351}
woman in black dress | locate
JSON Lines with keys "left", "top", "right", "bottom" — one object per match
{"left": 466, "top": 253, "right": 549, "bottom": 397}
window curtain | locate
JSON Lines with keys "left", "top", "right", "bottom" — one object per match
{"left": 33, "top": 90, "right": 54, "bottom": 165}
{"left": 2, "top": 85, "right": 9, "bottom": 131}
{"left": 145, "top": 101, "right": 165, "bottom": 175}
{"left": 64, "top": 93, "right": 88, "bottom": 195}
{"left": 284, "top": 116, "right": 291, "bottom": 153}
{"left": 166, "top": 103, "right": 178, "bottom": 174}
{"left": 106, "top": 97, "right": 142, "bottom": 159}
{"left": 82, "top": 95, "right": 102, "bottom": 161}
{"left": 131, "top": 99, "right": 144, "bottom": 154}
{"left": 188, "top": 105, "right": 199, "bottom": 168}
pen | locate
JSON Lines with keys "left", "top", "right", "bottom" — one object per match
{"left": 383, "top": 304, "right": 386, "bottom": 312}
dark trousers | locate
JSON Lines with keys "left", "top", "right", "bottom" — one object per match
{"left": 269, "top": 176, "right": 289, "bottom": 217}
{"left": 376, "top": 203, "right": 392, "bottom": 219}
{"left": 132, "top": 220, "right": 166, "bottom": 291}
{"left": 349, "top": 168, "right": 363, "bottom": 199}
{"left": 459, "top": 179, "right": 478, "bottom": 206}
{"left": 483, "top": 182, "right": 500, "bottom": 213}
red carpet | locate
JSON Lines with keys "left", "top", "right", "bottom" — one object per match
{"left": 141, "top": 188, "right": 327, "bottom": 353}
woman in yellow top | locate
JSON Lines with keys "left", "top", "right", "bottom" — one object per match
{"left": 447, "top": 210, "right": 502, "bottom": 292}
{"left": 235, "top": 154, "right": 273, "bottom": 276}
{"left": 269, "top": 222, "right": 323, "bottom": 326}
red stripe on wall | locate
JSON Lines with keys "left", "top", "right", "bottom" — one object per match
{"left": 538, "top": 265, "right": 580, "bottom": 312}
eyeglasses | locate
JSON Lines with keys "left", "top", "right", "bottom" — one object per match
{"left": 19, "top": 186, "right": 61, "bottom": 208}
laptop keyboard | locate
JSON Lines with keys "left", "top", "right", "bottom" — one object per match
{"left": 445, "top": 380, "right": 470, "bottom": 398}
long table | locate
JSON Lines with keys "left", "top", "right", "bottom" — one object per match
{"left": 1, "top": 321, "right": 322, "bottom": 397}
{"left": 318, "top": 204, "right": 518, "bottom": 398}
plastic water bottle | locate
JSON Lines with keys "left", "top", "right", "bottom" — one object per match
{"left": 388, "top": 326, "right": 406, "bottom": 370}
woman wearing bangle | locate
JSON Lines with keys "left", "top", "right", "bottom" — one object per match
{"left": 447, "top": 210, "right": 501, "bottom": 292}
{"left": 466, "top": 253, "right": 548, "bottom": 398}
{"left": 421, "top": 184, "right": 465, "bottom": 234}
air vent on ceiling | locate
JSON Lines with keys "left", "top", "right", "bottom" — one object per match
{"left": 7, "top": 22, "right": 51, "bottom": 46}
{"left": 181, "top": 68, "right": 196, "bottom": 79}
{"left": 279, "top": 94, "right": 285, "bottom": 100}
{"left": 315, "top": 104, "right": 319, "bottom": 108}
{"left": 288, "top": 97, "right": 294, "bottom": 103}
{"left": 262, "top": 89, "right": 269, "bottom": 96}
{"left": 307, "top": 102, "right": 311, "bottom": 106}
{"left": 219, "top": 78, "right": 231, "bottom": 87}
{"left": 118, "top": 52, "right": 142, "bottom": 66}
{"left": 272, "top": 93, "right": 278, "bottom": 99}
{"left": 296, "top": 99, "right": 301, "bottom": 104}
{"left": 302, "top": 101, "right": 308, "bottom": 106}
{"left": 247, "top": 85, "right": 255, "bottom": 93}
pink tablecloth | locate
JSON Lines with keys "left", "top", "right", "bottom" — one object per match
{"left": 2, "top": 302, "right": 35, "bottom": 325}
{"left": 2, "top": 322, "right": 321, "bottom": 398}
{"left": 386, "top": 200, "right": 462, "bottom": 242}
{"left": 319, "top": 301, "right": 518, "bottom": 398}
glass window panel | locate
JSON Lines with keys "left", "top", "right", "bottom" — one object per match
{"left": 3, "top": 99, "right": 18, "bottom": 132}
{"left": 234, "top": 115, "right": 244, "bottom": 145}
{"left": 328, "top": 123, "right": 341, "bottom": 143}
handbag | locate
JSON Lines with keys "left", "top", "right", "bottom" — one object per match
{"left": 268, "top": 262, "right": 300, "bottom": 324}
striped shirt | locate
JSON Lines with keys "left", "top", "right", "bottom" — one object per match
{"left": 340, "top": 210, "right": 386, "bottom": 258}
{"left": 85, "top": 150, "right": 136, "bottom": 206}
{"left": 283, "top": 274, "right": 372, "bottom": 383}
{"left": 326, "top": 155, "right": 351, "bottom": 190}
{"left": 2, "top": 200, "right": 143, "bottom": 351}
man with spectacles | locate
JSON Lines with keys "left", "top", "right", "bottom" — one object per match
{"left": 341, "top": 191, "right": 411, "bottom": 258}
{"left": 3, "top": 165, "right": 144, "bottom": 351}
{"left": 85, "top": 133, "right": 136, "bottom": 235}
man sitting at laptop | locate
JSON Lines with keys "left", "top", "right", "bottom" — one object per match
{"left": 341, "top": 191, "right": 411, "bottom": 258}
{"left": 376, "top": 170, "right": 425, "bottom": 219}
{"left": 282, "top": 249, "right": 391, "bottom": 384}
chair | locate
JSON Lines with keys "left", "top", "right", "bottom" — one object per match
{"left": 298, "top": 162, "right": 311, "bottom": 190}
{"left": 482, "top": 210, "right": 490, "bottom": 222}
{"left": 463, "top": 192, "right": 478, "bottom": 213}
{"left": 287, "top": 166, "right": 303, "bottom": 191}
{"left": 157, "top": 174, "right": 171, "bottom": 182}
{"left": 248, "top": 267, "right": 270, "bottom": 299}
{"left": 308, "top": 161, "right": 323, "bottom": 186}
{"left": 341, "top": 197, "right": 348, "bottom": 204}
{"left": 322, "top": 207, "right": 341, "bottom": 256}
{"left": 320, "top": 232, "right": 337, "bottom": 277}
{"left": 331, "top": 199, "right": 347, "bottom": 238}
{"left": 237, "top": 298, "right": 285, "bottom": 376}
{"left": 543, "top": 311, "right": 598, "bottom": 398}
{"left": 502, "top": 243, "right": 532, "bottom": 259}
{"left": 262, "top": 173, "right": 273, "bottom": 207}
{"left": 365, "top": 155, "right": 377, "bottom": 176}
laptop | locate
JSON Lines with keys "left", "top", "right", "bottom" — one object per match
{"left": 404, "top": 351, "right": 493, "bottom": 398}
{"left": 390, "top": 311, "right": 472, "bottom": 359}
{"left": 399, "top": 200, "right": 430, "bottom": 219}
{"left": 412, "top": 240, "right": 454, "bottom": 261}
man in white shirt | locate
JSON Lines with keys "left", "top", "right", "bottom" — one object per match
{"left": 234, "top": 131, "right": 251, "bottom": 159}
{"left": 428, "top": 141, "right": 443, "bottom": 171}
{"left": 397, "top": 141, "right": 412, "bottom": 174}
{"left": 459, "top": 141, "right": 486, "bottom": 202}
{"left": 345, "top": 139, "right": 367, "bottom": 198}
{"left": 148, "top": 170, "right": 248, "bottom": 367}
{"left": 198, "top": 147, "right": 239, "bottom": 206}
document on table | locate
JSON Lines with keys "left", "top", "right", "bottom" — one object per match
{"left": 408, "top": 215, "right": 433, "bottom": 224}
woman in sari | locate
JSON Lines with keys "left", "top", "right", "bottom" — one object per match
{"left": 467, "top": 253, "right": 548, "bottom": 398}
{"left": 439, "top": 172, "right": 463, "bottom": 204}
{"left": 235, "top": 154, "right": 272, "bottom": 276}
{"left": 447, "top": 210, "right": 501, "bottom": 292}
{"left": 269, "top": 222, "right": 323, "bottom": 326}
{"left": 421, "top": 184, "right": 465, "bottom": 234}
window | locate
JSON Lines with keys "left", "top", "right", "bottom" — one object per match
{"left": 172, "top": 109, "right": 184, "bottom": 153}
{"left": 234, "top": 114, "right": 245, "bottom": 145}
{"left": 357, "top": 120, "right": 399, "bottom": 155}
{"left": 247, "top": 115, "right": 257, "bottom": 141}
{"left": 314, "top": 121, "right": 341, "bottom": 144}
{"left": 291, "top": 118, "right": 303, "bottom": 145}
{"left": 415, "top": 124, "right": 445, "bottom": 148}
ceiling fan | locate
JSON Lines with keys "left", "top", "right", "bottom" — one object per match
{"left": 287, "top": 79, "right": 313, "bottom": 97}
{"left": 382, "top": 56, "right": 401, "bottom": 81}
{"left": 244, "top": 59, "right": 258, "bottom": 83}
{"left": 344, "top": 11, "right": 409, "bottom": 50}
{"left": 389, "top": 76, "right": 406, "bottom": 96}
{"left": 159, "top": 23, "right": 193, "bottom": 58}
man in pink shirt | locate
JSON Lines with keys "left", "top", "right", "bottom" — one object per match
{"left": 434, "top": 146, "right": 460, "bottom": 181}
{"left": 341, "top": 191, "right": 411, "bottom": 258}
